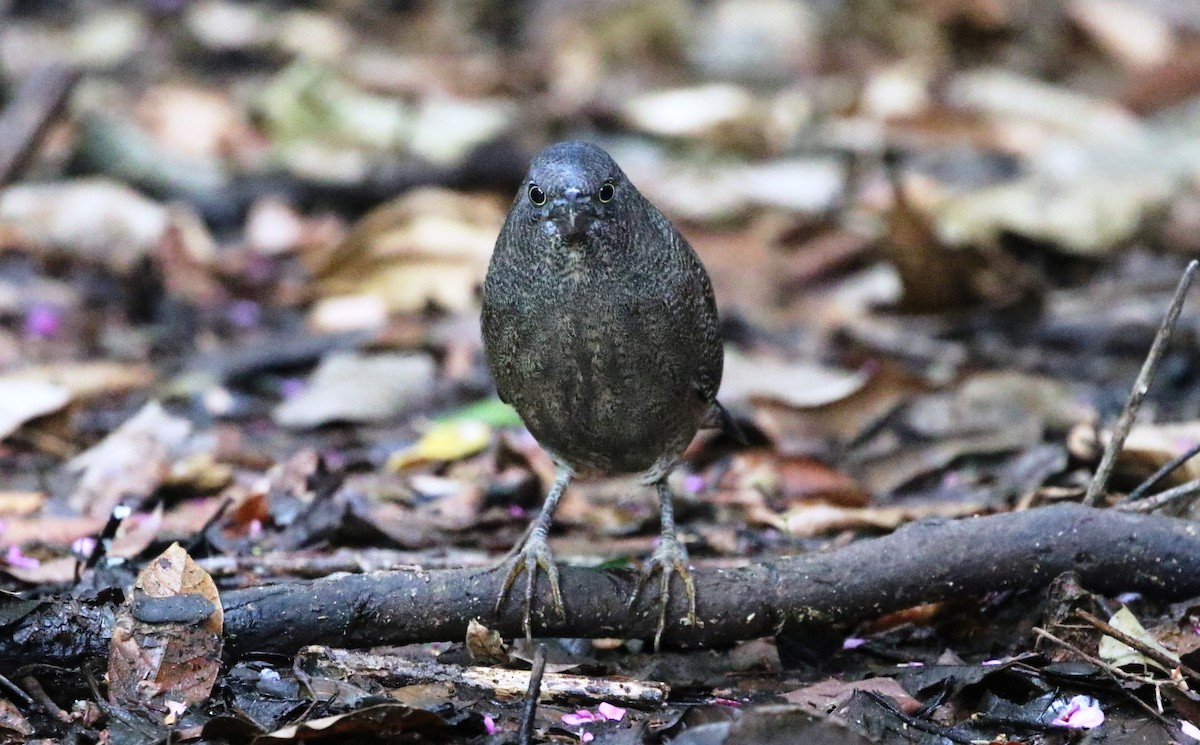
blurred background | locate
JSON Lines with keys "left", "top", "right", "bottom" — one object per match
{"left": 4, "top": 0, "right": 1200, "bottom": 578}
{"left": 6, "top": 1, "right": 1200, "bottom": 741}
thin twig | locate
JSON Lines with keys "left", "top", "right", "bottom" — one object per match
{"left": 860, "top": 690, "right": 974, "bottom": 744}
{"left": 184, "top": 495, "right": 234, "bottom": 555}
{"left": 519, "top": 645, "right": 547, "bottom": 745}
{"left": 1119, "top": 477, "right": 1200, "bottom": 514}
{"left": 1085, "top": 260, "right": 1198, "bottom": 506}
{"left": 1075, "top": 609, "right": 1200, "bottom": 680}
{"left": 309, "top": 648, "right": 668, "bottom": 706}
{"left": 1122, "top": 440, "right": 1200, "bottom": 504}
{"left": 20, "top": 675, "right": 69, "bottom": 722}
{"left": 0, "top": 672, "right": 34, "bottom": 709}
{"left": 0, "top": 63, "right": 81, "bottom": 186}
{"left": 1033, "top": 627, "right": 1175, "bottom": 726}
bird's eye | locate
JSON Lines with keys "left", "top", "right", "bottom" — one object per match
{"left": 598, "top": 181, "right": 615, "bottom": 203}
{"left": 528, "top": 183, "right": 546, "bottom": 206}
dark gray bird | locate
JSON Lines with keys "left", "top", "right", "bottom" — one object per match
{"left": 482, "top": 141, "right": 726, "bottom": 646}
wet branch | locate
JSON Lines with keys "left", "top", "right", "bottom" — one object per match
{"left": 3, "top": 504, "right": 1200, "bottom": 664}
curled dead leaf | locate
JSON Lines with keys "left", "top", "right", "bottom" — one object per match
{"left": 107, "top": 542, "right": 223, "bottom": 711}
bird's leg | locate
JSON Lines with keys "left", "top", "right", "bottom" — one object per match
{"left": 629, "top": 479, "right": 697, "bottom": 650}
{"left": 495, "top": 465, "right": 571, "bottom": 641}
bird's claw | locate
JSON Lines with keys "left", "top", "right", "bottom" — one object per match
{"left": 629, "top": 535, "right": 697, "bottom": 650}
{"left": 494, "top": 531, "right": 565, "bottom": 641}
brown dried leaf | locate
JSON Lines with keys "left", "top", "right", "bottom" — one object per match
{"left": 4, "top": 361, "right": 155, "bottom": 401}
{"left": 0, "top": 379, "right": 70, "bottom": 442}
{"left": 310, "top": 187, "right": 504, "bottom": 314}
{"left": 1, "top": 505, "right": 164, "bottom": 584}
{"left": 107, "top": 542, "right": 223, "bottom": 711}
{"left": 67, "top": 401, "right": 193, "bottom": 517}
{"left": 0, "top": 698, "right": 33, "bottom": 737}
{"left": 0, "top": 491, "right": 45, "bottom": 516}
{"left": 0, "top": 179, "right": 168, "bottom": 273}
{"left": 785, "top": 677, "right": 922, "bottom": 718}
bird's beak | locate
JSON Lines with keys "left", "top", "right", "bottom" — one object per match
{"left": 549, "top": 190, "right": 595, "bottom": 240}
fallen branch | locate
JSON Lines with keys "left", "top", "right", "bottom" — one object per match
{"left": 305, "top": 647, "right": 668, "bottom": 707}
{"left": 3, "top": 504, "right": 1200, "bottom": 664}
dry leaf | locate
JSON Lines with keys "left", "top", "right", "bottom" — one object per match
{"left": 67, "top": 401, "right": 194, "bottom": 517}
{"left": 387, "top": 420, "right": 491, "bottom": 470}
{"left": 1098, "top": 606, "right": 1179, "bottom": 673}
{"left": 719, "top": 349, "right": 867, "bottom": 408}
{"left": 0, "top": 379, "right": 69, "bottom": 441}
{"left": 785, "top": 676, "right": 922, "bottom": 717}
{"left": 0, "top": 179, "right": 168, "bottom": 273}
{"left": 273, "top": 352, "right": 436, "bottom": 429}
{"left": 107, "top": 542, "right": 223, "bottom": 711}
{"left": 310, "top": 188, "right": 503, "bottom": 314}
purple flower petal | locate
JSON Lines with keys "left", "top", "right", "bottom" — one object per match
{"left": 1051, "top": 695, "right": 1104, "bottom": 729}
{"left": 4, "top": 545, "right": 40, "bottom": 569}
{"left": 228, "top": 300, "right": 262, "bottom": 328}
{"left": 24, "top": 304, "right": 62, "bottom": 339}
{"left": 483, "top": 714, "right": 498, "bottom": 735}
{"left": 71, "top": 537, "right": 98, "bottom": 557}
{"left": 562, "top": 710, "right": 599, "bottom": 726}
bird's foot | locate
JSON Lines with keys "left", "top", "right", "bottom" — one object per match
{"left": 629, "top": 532, "right": 697, "bottom": 650}
{"left": 494, "top": 530, "right": 565, "bottom": 642}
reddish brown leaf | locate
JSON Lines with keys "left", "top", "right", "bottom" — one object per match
{"left": 107, "top": 542, "right": 223, "bottom": 712}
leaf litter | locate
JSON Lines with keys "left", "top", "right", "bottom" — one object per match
{"left": 3, "top": 1, "right": 1200, "bottom": 743}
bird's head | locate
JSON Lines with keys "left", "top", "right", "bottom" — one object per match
{"left": 520, "top": 141, "right": 627, "bottom": 243}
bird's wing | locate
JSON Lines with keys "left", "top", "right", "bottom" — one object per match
{"left": 661, "top": 223, "right": 723, "bottom": 407}
{"left": 480, "top": 283, "right": 517, "bottom": 406}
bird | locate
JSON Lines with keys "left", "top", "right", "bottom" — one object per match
{"left": 481, "top": 140, "right": 727, "bottom": 647}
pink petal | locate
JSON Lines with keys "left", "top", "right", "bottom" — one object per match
{"left": 597, "top": 702, "right": 626, "bottom": 721}
{"left": 24, "top": 304, "right": 62, "bottom": 339}
{"left": 483, "top": 714, "right": 498, "bottom": 735}
{"left": 562, "top": 710, "right": 599, "bottom": 726}
{"left": 1069, "top": 706, "right": 1105, "bottom": 729}
{"left": 580, "top": 732, "right": 594, "bottom": 743}
{"left": 4, "top": 545, "right": 40, "bottom": 569}
{"left": 1052, "top": 696, "right": 1104, "bottom": 729}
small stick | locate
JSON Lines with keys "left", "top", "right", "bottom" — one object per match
{"left": 1122, "top": 440, "right": 1200, "bottom": 504}
{"left": 309, "top": 647, "right": 669, "bottom": 706}
{"left": 77, "top": 503, "right": 132, "bottom": 577}
{"left": 0, "top": 672, "right": 34, "bottom": 709}
{"left": 519, "top": 645, "right": 547, "bottom": 745}
{"left": 1084, "top": 260, "right": 1198, "bottom": 506}
{"left": 860, "top": 690, "right": 974, "bottom": 744}
{"left": 20, "top": 675, "right": 69, "bottom": 722}
{"left": 1119, "top": 477, "right": 1200, "bottom": 514}
{"left": 184, "top": 495, "right": 233, "bottom": 555}
{"left": 1075, "top": 608, "right": 1200, "bottom": 680}
{"left": 0, "top": 64, "right": 81, "bottom": 186}
{"left": 1033, "top": 627, "right": 1175, "bottom": 726}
